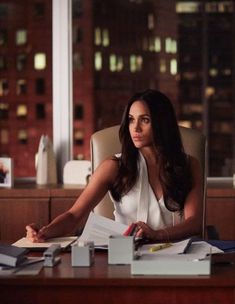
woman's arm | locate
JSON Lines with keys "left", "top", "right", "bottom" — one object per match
{"left": 136, "top": 156, "right": 204, "bottom": 242}
{"left": 26, "top": 158, "right": 119, "bottom": 242}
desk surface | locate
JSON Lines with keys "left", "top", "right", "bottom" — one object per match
{"left": 1, "top": 252, "right": 235, "bottom": 304}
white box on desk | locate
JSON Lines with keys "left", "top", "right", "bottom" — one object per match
{"left": 71, "top": 241, "right": 94, "bottom": 267}
{"left": 131, "top": 254, "right": 211, "bottom": 276}
{"left": 108, "top": 235, "right": 134, "bottom": 265}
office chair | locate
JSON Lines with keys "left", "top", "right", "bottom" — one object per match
{"left": 90, "top": 125, "right": 207, "bottom": 238}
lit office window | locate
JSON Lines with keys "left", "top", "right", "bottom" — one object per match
{"left": 136, "top": 56, "right": 143, "bottom": 71}
{"left": 159, "top": 58, "right": 167, "bottom": 73}
{"left": 34, "top": 53, "right": 46, "bottom": 70}
{"left": 16, "top": 54, "right": 27, "bottom": 71}
{"left": 16, "top": 29, "right": 27, "bottom": 45}
{"left": 165, "top": 38, "right": 177, "bottom": 54}
{"left": 205, "top": 86, "right": 215, "bottom": 98}
{"left": 16, "top": 79, "right": 27, "bottom": 95}
{"left": 130, "top": 55, "right": 137, "bottom": 72}
{"left": 0, "top": 129, "right": 9, "bottom": 144}
{"left": 170, "top": 59, "right": 177, "bottom": 75}
{"left": 18, "top": 129, "right": 28, "bottom": 144}
{"left": 16, "top": 104, "right": 27, "bottom": 119}
{"left": 178, "top": 120, "right": 192, "bottom": 128}
{"left": 171, "top": 40, "right": 177, "bottom": 53}
{"left": 222, "top": 68, "right": 231, "bottom": 76}
{"left": 102, "top": 29, "right": 109, "bottom": 47}
{"left": 94, "top": 52, "right": 102, "bottom": 71}
{"left": 110, "top": 54, "right": 117, "bottom": 72}
{"left": 209, "top": 68, "right": 218, "bottom": 77}
{"left": 0, "top": 79, "right": 8, "bottom": 96}
{"left": 94, "top": 27, "right": 101, "bottom": 45}
{"left": 130, "top": 55, "right": 143, "bottom": 72}
{"left": 154, "top": 37, "right": 161, "bottom": 52}
{"left": 117, "top": 56, "right": 124, "bottom": 71}
{"left": 0, "top": 103, "right": 9, "bottom": 119}
{"left": 148, "top": 13, "right": 154, "bottom": 30}
{"left": 176, "top": 2, "right": 201, "bottom": 13}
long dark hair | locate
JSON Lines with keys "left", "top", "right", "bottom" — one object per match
{"left": 110, "top": 89, "right": 192, "bottom": 212}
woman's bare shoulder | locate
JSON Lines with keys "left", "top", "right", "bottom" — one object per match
{"left": 92, "top": 156, "right": 119, "bottom": 184}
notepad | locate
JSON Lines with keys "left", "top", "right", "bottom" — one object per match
{"left": 12, "top": 236, "right": 78, "bottom": 251}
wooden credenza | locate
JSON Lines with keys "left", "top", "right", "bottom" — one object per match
{"left": 206, "top": 179, "right": 235, "bottom": 240}
{"left": 0, "top": 180, "right": 235, "bottom": 241}
{"left": 0, "top": 182, "right": 83, "bottom": 241}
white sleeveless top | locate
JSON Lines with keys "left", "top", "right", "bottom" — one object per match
{"left": 109, "top": 152, "right": 181, "bottom": 230}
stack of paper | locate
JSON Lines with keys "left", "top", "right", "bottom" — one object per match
{"left": 131, "top": 239, "right": 223, "bottom": 276}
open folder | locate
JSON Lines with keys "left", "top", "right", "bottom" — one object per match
{"left": 13, "top": 212, "right": 128, "bottom": 250}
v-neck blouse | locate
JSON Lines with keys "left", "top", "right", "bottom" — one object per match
{"left": 109, "top": 152, "right": 174, "bottom": 230}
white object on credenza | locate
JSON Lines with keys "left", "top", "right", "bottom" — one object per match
{"left": 63, "top": 160, "right": 91, "bottom": 185}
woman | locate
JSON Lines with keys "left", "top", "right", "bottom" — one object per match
{"left": 26, "top": 89, "right": 203, "bottom": 242}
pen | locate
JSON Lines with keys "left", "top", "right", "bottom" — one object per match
{"left": 123, "top": 223, "right": 137, "bottom": 236}
{"left": 149, "top": 243, "right": 172, "bottom": 252}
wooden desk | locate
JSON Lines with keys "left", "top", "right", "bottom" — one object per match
{"left": 1, "top": 252, "right": 235, "bottom": 304}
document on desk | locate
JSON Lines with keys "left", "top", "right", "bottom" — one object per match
{"left": 79, "top": 212, "right": 128, "bottom": 247}
{"left": 12, "top": 236, "right": 78, "bottom": 250}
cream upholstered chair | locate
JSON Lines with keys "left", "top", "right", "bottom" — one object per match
{"left": 90, "top": 125, "right": 207, "bottom": 238}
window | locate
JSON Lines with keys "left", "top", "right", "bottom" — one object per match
{"left": 94, "top": 52, "right": 102, "bottom": 71}
{"left": 0, "top": 79, "right": 8, "bottom": 96}
{"left": 16, "top": 79, "right": 27, "bottom": 95}
{"left": 0, "top": 103, "right": 9, "bottom": 119}
{"left": 16, "top": 104, "right": 27, "bottom": 119}
{"left": 74, "top": 129, "right": 84, "bottom": 145}
{"left": 0, "top": 55, "right": 6, "bottom": 70}
{"left": 130, "top": 55, "right": 143, "bottom": 72}
{"left": 34, "top": 53, "right": 46, "bottom": 70}
{"left": 148, "top": 13, "right": 154, "bottom": 30}
{"left": 34, "top": 2, "right": 45, "bottom": 17}
{"left": 16, "top": 29, "right": 27, "bottom": 45}
{"left": 36, "top": 103, "right": 46, "bottom": 119}
{"left": 159, "top": 58, "right": 167, "bottom": 73}
{"left": 74, "top": 104, "right": 84, "bottom": 120}
{"left": 16, "top": 54, "right": 27, "bottom": 71}
{"left": 35, "top": 78, "right": 45, "bottom": 95}
{"left": 18, "top": 129, "right": 28, "bottom": 144}
{"left": 0, "top": 29, "right": 7, "bottom": 45}
{"left": 0, "top": 129, "right": 9, "bottom": 144}
{"left": 73, "top": 52, "right": 83, "bottom": 70}
{"left": 170, "top": 59, "right": 177, "bottom": 75}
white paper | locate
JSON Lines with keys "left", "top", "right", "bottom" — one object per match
{"left": 140, "top": 238, "right": 191, "bottom": 255}
{"left": 79, "top": 212, "right": 128, "bottom": 246}
{"left": 139, "top": 239, "right": 223, "bottom": 261}
{"left": 12, "top": 236, "right": 78, "bottom": 249}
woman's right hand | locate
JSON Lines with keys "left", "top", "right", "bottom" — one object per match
{"left": 26, "top": 223, "right": 48, "bottom": 243}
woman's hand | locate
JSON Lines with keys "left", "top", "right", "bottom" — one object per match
{"left": 135, "top": 221, "right": 156, "bottom": 240}
{"left": 26, "top": 223, "right": 48, "bottom": 243}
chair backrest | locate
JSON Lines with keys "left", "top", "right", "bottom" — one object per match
{"left": 90, "top": 125, "right": 207, "bottom": 237}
